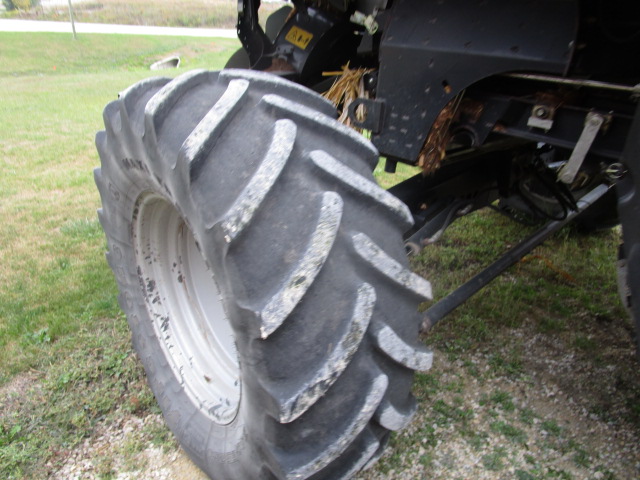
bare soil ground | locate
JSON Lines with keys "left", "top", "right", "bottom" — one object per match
{"left": 37, "top": 307, "right": 639, "bottom": 480}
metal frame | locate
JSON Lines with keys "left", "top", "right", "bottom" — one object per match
{"left": 234, "top": 0, "right": 640, "bottom": 342}
{"left": 369, "top": 0, "right": 578, "bottom": 162}
{"left": 422, "top": 184, "right": 611, "bottom": 331}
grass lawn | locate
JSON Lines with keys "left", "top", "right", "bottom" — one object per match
{"left": 0, "top": 32, "right": 239, "bottom": 375}
{"left": 0, "top": 31, "right": 239, "bottom": 478}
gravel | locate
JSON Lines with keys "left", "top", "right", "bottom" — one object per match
{"left": 49, "top": 321, "right": 640, "bottom": 480}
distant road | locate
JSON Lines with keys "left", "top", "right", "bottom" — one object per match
{"left": 0, "top": 19, "right": 237, "bottom": 38}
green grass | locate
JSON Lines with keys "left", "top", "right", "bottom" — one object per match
{"left": 0, "top": 32, "right": 239, "bottom": 376}
{"left": 0, "top": 31, "right": 238, "bottom": 478}
{"left": 410, "top": 208, "right": 626, "bottom": 353}
{"left": 0, "top": 32, "right": 240, "bottom": 77}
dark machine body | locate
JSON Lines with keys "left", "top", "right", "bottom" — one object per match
{"left": 236, "top": 0, "right": 640, "bottom": 342}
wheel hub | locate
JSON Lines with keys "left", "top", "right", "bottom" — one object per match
{"left": 133, "top": 193, "right": 241, "bottom": 425}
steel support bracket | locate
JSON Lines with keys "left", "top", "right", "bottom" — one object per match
{"left": 347, "top": 98, "right": 385, "bottom": 133}
{"left": 422, "top": 183, "right": 611, "bottom": 332}
{"left": 558, "top": 112, "right": 607, "bottom": 184}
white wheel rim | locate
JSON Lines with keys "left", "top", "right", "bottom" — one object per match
{"left": 133, "top": 193, "right": 241, "bottom": 425}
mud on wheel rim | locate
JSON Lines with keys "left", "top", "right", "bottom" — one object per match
{"left": 134, "top": 192, "right": 241, "bottom": 425}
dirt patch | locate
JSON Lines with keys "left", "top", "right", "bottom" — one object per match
{"left": 48, "top": 414, "right": 208, "bottom": 480}
{"left": 355, "top": 320, "right": 640, "bottom": 480}
{"left": 0, "top": 372, "right": 42, "bottom": 421}
{"left": 49, "top": 317, "right": 640, "bottom": 480}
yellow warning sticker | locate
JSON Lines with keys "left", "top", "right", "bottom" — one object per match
{"left": 285, "top": 26, "right": 314, "bottom": 50}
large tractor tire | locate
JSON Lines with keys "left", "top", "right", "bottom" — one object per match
{"left": 95, "top": 69, "right": 433, "bottom": 479}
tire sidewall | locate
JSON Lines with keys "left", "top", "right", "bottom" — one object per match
{"left": 100, "top": 162, "right": 252, "bottom": 478}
